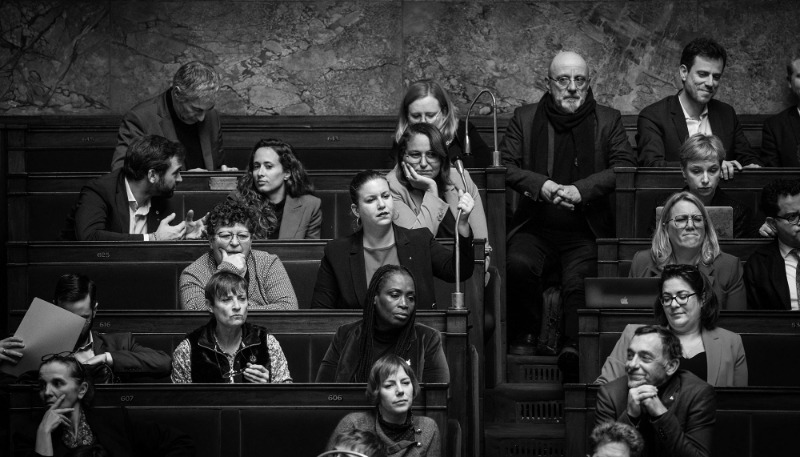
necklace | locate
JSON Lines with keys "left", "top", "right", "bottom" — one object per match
{"left": 213, "top": 334, "right": 243, "bottom": 382}
{"left": 681, "top": 335, "right": 704, "bottom": 358}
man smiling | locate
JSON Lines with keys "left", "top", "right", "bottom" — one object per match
{"left": 595, "top": 325, "right": 716, "bottom": 457}
{"left": 637, "top": 38, "right": 761, "bottom": 175}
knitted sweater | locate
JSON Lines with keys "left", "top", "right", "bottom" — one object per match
{"left": 326, "top": 410, "right": 440, "bottom": 457}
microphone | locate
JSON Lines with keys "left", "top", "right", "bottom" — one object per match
{"left": 464, "top": 89, "right": 501, "bottom": 167}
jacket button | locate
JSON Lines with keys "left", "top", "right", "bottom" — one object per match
{"left": 416, "top": 429, "right": 421, "bottom": 433}
{"left": 416, "top": 442, "right": 421, "bottom": 447}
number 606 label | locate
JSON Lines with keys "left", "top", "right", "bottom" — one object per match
{"left": 327, "top": 395, "right": 342, "bottom": 401}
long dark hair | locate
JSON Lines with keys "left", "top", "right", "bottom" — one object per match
{"left": 396, "top": 123, "right": 453, "bottom": 196}
{"left": 236, "top": 139, "right": 315, "bottom": 238}
{"left": 353, "top": 265, "right": 417, "bottom": 383}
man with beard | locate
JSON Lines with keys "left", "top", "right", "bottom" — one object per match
{"left": 636, "top": 38, "right": 761, "bottom": 176}
{"left": 760, "top": 56, "right": 800, "bottom": 167}
{"left": 61, "top": 135, "right": 206, "bottom": 241}
{"left": 595, "top": 325, "right": 715, "bottom": 457}
{"left": 500, "top": 51, "right": 636, "bottom": 381}
{"left": 55, "top": 273, "right": 173, "bottom": 382}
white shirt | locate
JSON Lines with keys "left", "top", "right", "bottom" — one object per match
{"left": 124, "top": 178, "right": 151, "bottom": 241}
{"left": 778, "top": 239, "right": 799, "bottom": 310}
{"left": 679, "top": 97, "right": 711, "bottom": 137}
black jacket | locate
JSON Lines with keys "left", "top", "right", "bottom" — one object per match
{"left": 760, "top": 106, "right": 800, "bottom": 167}
{"left": 186, "top": 319, "right": 272, "bottom": 383}
{"left": 744, "top": 240, "right": 793, "bottom": 310}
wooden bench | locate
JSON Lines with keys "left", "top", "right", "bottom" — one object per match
{"left": 565, "top": 384, "right": 800, "bottom": 457}
{"left": 596, "top": 238, "right": 773, "bottom": 277}
{"left": 614, "top": 167, "right": 800, "bottom": 238}
{"left": 577, "top": 309, "right": 800, "bottom": 386}
{"left": 8, "top": 383, "right": 451, "bottom": 457}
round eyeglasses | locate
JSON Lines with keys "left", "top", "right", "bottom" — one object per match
{"left": 774, "top": 212, "right": 800, "bottom": 226}
{"left": 666, "top": 214, "right": 705, "bottom": 228}
{"left": 547, "top": 76, "right": 588, "bottom": 89}
{"left": 405, "top": 151, "right": 441, "bottom": 164}
{"left": 215, "top": 232, "right": 252, "bottom": 243}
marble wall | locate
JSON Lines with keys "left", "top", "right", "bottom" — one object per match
{"left": 2, "top": 0, "right": 798, "bottom": 116}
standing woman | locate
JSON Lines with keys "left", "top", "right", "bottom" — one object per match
{"left": 231, "top": 139, "right": 321, "bottom": 239}
{"left": 392, "top": 80, "right": 492, "bottom": 168}
{"left": 325, "top": 355, "right": 441, "bottom": 457}
{"left": 387, "top": 123, "right": 491, "bottom": 269}
{"left": 311, "top": 170, "right": 474, "bottom": 310}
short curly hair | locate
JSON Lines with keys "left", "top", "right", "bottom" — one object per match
{"left": 590, "top": 422, "right": 644, "bottom": 457}
{"left": 760, "top": 179, "right": 800, "bottom": 218}
{"left": 207, "top": 200, "right": 258, "bottom": 237}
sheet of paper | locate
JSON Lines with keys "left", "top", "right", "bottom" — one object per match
{"left": 0, "top": 298, "right": 86, "bottom": 377}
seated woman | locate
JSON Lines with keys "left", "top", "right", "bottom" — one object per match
{"left": 648, "top": 134, "right": 755, "bottom": 237}
{"left": 13, "top": 354, "right": 194, "bottom": 456}
{"left": 311, "top": 170, "right": 474, "bottom": 310}
{"left": 387, "top": 123, "right": 491, "bottom": 269}
{"left": 391, "top": 79, "right": 492, "bottom": 168}
{"left": 597, "top": 264, "right": 747, "bottom": 386}
{"left": 172, "top": 270, "right": 292, "bottom": 383}
{"left": 230, "top": 139, "right": 322, "bottom": 239}
{"left": 630, "top": 191, "right": 746, "bottom": 310}
{"left": 316, "top": 264, "right": 449, "bottom": 383}
{"left": 325, "top": 355, "right": 441, "bottom": 457}
{"left": 179, "top": 199, "right": 298, "bottom": 310}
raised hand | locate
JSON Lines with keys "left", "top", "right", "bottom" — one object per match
{"left": 626, "top": 384, "right": 658, "bottom": 419}
{"left": 402, "top": 162, "right": 437, "bottom": 194}
{"left": 184, "top": 210, "right": 209, "bottom": 240}
{"left": 38, "top": 395, "right": 73, "bottom": 435}
{"left": 154, "top": 213, "right": 186, "bottom": 241}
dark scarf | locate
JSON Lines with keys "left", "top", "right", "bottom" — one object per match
{"left": 378, "top": 410, "right": 415, "bottom": 442}
{"left": 532, "top": 88, "right": 597, "bottom": 180}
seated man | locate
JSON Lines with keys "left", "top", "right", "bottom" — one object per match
{"left": 636, "top": 37, "right": 760, "bottom": 174}
{"left": 55, "top": 273, "right": 173, "bottom": 382}
{"left": 589, "top": 421, "right": 644, "bottom": 457}
{"left": 180, "top": 200, "right": 298, "bottom": 310}
{"left": 112, "top": 61, "right": 235, "bottom": 171}
{"left": 61, "top": 135, "right": 205, "bottom": 241}
{"left": 745, "top": 179, "right": 800, "bottom": 310}
{"left": 595, "top": 325, "right": 716, "bottom": 457}
{"left": 760, "top": 56, "right": 800, "bottom": 167}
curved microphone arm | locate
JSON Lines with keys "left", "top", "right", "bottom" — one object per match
{"left": 463, "top": 89, "right": 500, "bottom": 166}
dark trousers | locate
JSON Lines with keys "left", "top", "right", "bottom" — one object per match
{"left": 506, "top": 225, "right": 598, "bottom": 344}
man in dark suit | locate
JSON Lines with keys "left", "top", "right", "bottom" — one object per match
{"left": 62, "top": 135, "right": 206, "bottom": 241}
{"left": 111, "top": 61, "right": 234, "bottom": 172}
{"left": 744, "top": 179, "right": 800, "bottom": 310}
{"left": 636, "top": 38, "right": 761, "bottom": 176}
{"left": 760, "top": 57, "right": 800, "bottom": 167}
{"left": 595, "top": 325, "right": 716, "bottom": 457}
{"left": 500, "top": 51, "right": 636, "bottom": 379}
{"left": 54, "top": 273, "right": 172, "bottom": 382}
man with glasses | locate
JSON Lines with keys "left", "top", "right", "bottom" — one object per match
{"left": 180, "top": 199, "right": 298, "bottom": 310}
{"left": 636, "top": 37, "right": 761, "bottom": 175}
{"left": 595, "top": 325, "right": 716, "bottom": 457}
{"left": 500, "top": 51, "right": 636, "bottom": 381}
{"left": 745, "top": 179, "right": 800, "bottom": 310}
{"left": 60, "top": 135, "right": 207, "bottom": 241}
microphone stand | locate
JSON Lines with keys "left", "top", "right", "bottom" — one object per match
{"left": 451, "top": 151, "right": 468, "bottom": 310}
{"left": 464, "top": 89, "right": 501, "bottom": 167}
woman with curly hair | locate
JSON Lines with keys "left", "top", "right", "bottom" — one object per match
{"left": 179, "top": 199, "right": 298, "bottom": 310}
{"left": 229, "top": 139, "right": 321, "bottom": 239}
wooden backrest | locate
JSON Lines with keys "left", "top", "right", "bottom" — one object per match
{"left": 614, "top": 167, "right": 800, "bottom": 238}
{"left": 9, "top": 383, "right": 450, "bottom": 457}
{"left": 577, "top": 309, "right": 800, "bottom": 386}
{"left": 565, "top": 384, "right": 800, "bottom": 457}
{"left": 596, "top": 238, "right": 772, "bottom": 277}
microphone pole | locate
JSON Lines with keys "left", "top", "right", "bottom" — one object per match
{"left": 451, "top": 158, "right": 467, "bottom": 310}
{"left": 464, "top": 89, "right": 501, "bottom": 167}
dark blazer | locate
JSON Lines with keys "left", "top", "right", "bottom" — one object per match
{"left": 60, "top": 169, "right": 176, "bottom": 241}
{"left": 310, "top": 225, "right": 474, "bottom": 310}
{"left": 629, "top": 250, "right": 747, "bottom": 311}
{"left": 13, "top": 407, "right": 195, "bottom": 457}
{"left": 228, "top": 192, "right": 322, "bottom": 239}
{"left": 744, "top": 240, "right": 793, "bottom": 310}
{"left": 636, "top": 93, "right": 759, "bottom": 167}
{"left": 315, "top": 321, "right": 449, "bottom": 383}
{"left": 92, "top": 331, "right": 172, "bottom": 381}
{"left": 595, "top": 371, "right": 716, "bottom": 457}
{"left": 111, "top": 89, "right": 224, "bottom": 171}
{"left": 760, "top": 106, "right": 800, "bottom": 167}
{"left": 500, "top": 102, "right": 637, "bottom": 239}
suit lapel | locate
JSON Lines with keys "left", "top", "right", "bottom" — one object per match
{"left": 91, "top": 331, "right": 105, "bottom": 355}
{"left": 707, "top": 101, "right": 726, "bottom": 141}
{"left": 789, "top": 108, "right": 800, "bottom": 148}
{"left": 115, "top": 173, "right": 131, "bottom": 233}
{"left": 769, "top": 244, "right": 792, "bottom": 309}
{"left": 197, "top": 117, "right": 215, "bottom": 170}
{"left": 350, "top": 233, "right": 368, "bottom": 307}
{"left": 279, "top": 195, "right": 304, "bottom": 239}
{"left": 394, "top": 226, "right": 415, "bottom": 274}
{"left": 669, "top": 95, "right": 691, "bottom": 146}
{"left": 703, "top": 329, "right": 721, "bottom": 386}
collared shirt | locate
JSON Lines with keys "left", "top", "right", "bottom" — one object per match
{"left": 74, "top": 332, "right": 95, "bottom": 363}
{"left": 124, "top": 178, "right": 151, "bottom": 241}
{"left": 778, "top": 240, "right": 799, "bottom": 310}
{"left": 679, "top": 96, "right": 711, "bottom": 137}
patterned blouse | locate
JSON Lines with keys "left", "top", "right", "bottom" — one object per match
{"left": 62, "top": 409, "right": 95, "bottom": 448}
{"left": 179, "top": 249, "right": 298, "bottom": 310}
{"left": 171, "top": 334, "right": 293, "bottom": 384}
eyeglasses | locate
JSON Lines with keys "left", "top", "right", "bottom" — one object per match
{"left": 660, "top": 292, "right": 698, "bottom": 307}
{"left": 215, "top": 232, "right": 251, "bottom": 243}
{"left": 666, "top": 214, "right": 705, "bottom": 228}
{"left": 547, "top": 76, "right": 588, "bottom": 89}
{"left": 405, "top": 151, "right": 441, "bottom": 164}
{"left": 42, "top": 351, "right": 79, "bottom": 364}
{"left": 774, "top": 212, "right": 800, "bottom": 226}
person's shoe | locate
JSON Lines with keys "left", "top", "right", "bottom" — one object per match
{"left": 508, "top": 333, "right": 537, "bottom": 356}
{"left": 557, "top": 342, "right": 579, "bottom": 383}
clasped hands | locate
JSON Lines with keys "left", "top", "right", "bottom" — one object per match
{"left": 627, "top": 382, "right": 668, "bottom": 420}
{"left": 540, "top": 180, "right": 581, "bottom": 210}
{"left": 153, "top": 210, "right": 209, "bottom": 241}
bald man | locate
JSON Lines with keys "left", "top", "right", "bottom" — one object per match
{"left": 500, "top": 51, "right": 636, "bottom": 380}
